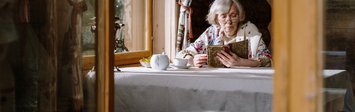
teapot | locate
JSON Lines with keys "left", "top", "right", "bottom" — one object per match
{"left": 150, "top": 52, "right": 170, "bottom": 70}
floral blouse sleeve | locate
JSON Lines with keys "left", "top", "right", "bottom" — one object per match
{"left": 176, "top": 25, "right": 222, "bottom": 58}
{"left": 253, "top": 39, "right": 272, "bottom": 67}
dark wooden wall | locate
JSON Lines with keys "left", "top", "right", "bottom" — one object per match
{"left": 323, "top": 0, "right": 355, "bottom": 70}
{"left": 190, "top": 0, "right": 214, "bottom": 42}
{"left": 323, "top": 0, "right": 355, "bottom": 99}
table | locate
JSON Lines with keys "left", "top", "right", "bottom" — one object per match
{"left": 83, "top": 66, "right": 348, "bottom": 112}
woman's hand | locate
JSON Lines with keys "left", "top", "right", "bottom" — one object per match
{"left": 193, "top": 54, "right": 208, "bottom": 68}
{"left": 216, "top": 50, "right": 242, "bottom": 67}
{"left": 184, "top": 55, "right": 194, "bottom": 66}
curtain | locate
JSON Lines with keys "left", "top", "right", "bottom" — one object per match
{"left": 176, "top": 0, "right": 193, "bottom": 55}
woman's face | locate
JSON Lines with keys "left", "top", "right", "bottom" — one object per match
{"left": 217, "top": 3, "right": 239, "bottom": 36}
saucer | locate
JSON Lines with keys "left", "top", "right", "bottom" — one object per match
{"left": 170, "top": 65, "right": 192, "bottom": 69}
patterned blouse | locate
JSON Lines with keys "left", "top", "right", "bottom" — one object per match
{"left": 176, "top": 21, "right": 272, "bottom": 67}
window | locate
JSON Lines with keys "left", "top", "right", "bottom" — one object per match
{"left": 83, "top": 0, "right": 152, "bottom": 74}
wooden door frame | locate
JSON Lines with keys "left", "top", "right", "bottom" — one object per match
{"left": 95, "top": 0, "right": 152, "bottom": 111}
{"left": 272, "top": 0, "right": 324, "bottom": 111}
{"left": 96, "top": 0, "right": 115, "bottom": 111}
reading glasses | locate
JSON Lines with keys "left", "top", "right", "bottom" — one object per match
{"left": 218, "top": 14, "right": 239, "bottom": 23}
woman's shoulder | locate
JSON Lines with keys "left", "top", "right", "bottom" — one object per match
{"left": 206, "top": 25, "right": 221, "bottom": 31}
{"left": 239, "top": 21, "right": 260, "bottom": 34}
{"left": 239, "top": 21, "right": 258, "bottom": 30}
{"left": 200, "top": 25, "right": 221, "bottom": 35}
{"left": 196, "top": 25, "right": 220, "bottom": 40}
{"left": 237, "top": 21, "right": 261, "bottom": 37}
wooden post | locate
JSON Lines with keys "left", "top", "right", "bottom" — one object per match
{"left": 96, "top": 0, "right": 115, "bottom": 111}
{"left": 273, "top": 0, "right": 323, "bottom": 111}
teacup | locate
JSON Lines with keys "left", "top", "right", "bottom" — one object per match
{"left": 172, "top": 58, "right": 188, "bottom": 66}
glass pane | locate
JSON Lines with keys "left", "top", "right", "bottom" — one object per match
{"left": 83, "top": 0, "right": 96, "bottom": 56}
{"left": 323, "top": 0, "right": 355, "bottom": 111}
{"left": 0, "top": 0, "right": 97, "bottom": 111}
{"left": 114, "top": 0, "right": 145, "bottom": 53}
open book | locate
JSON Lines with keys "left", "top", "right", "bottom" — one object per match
{"left": 207, "top": 40, "right": 248, "bottom": 68}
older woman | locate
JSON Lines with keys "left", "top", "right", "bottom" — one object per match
{"left": 176, "top": 0, "right": 272, "bottom": 68}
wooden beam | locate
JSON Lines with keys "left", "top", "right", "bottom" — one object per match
{"left": 95, "top": 0, "right": 103, "bottom": 111}
{"left": 145, "top": 0, "right": 153, "bottom": 55}
{"left": 83, "top": 51, "right": 151, "bottom": 70}
{"left": 273, "top": 0, "right": 323, "bottom": 112}
{"left": 317, "top": 1, "right": 324, "bottom": 110}
{"left": 114, "top": 58, "right": 141, "bottom": 65}
{"left": 272, "top": 0, "right": 290, "bottom": 111}
{"left": 114, "top": 51, "right": 151, "bottom": 60}
{"left": 93, "top": 1, "right": 152, "bottom": 111}
{"left": 83, "top": 55, "right": 95, "bottom": 70}
{"left": 96, "top": 0, "right": 115, "bottom": 111}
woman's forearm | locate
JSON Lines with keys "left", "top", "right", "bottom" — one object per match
{"left": 237, "top": 58, "right": 259, "bottom": 67}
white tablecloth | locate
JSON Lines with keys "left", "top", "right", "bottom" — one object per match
{"left": 84, "top": 66, "right": 347, "bottom": 112}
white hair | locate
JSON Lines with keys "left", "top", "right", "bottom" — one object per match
{"left": 206, "top": 0, "right": 245, "bottom": 26}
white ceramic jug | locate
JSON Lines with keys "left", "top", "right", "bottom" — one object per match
{"left": 150, "top": 52, "right": 170, "bottom": 70}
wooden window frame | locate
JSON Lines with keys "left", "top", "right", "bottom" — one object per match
{"left": 114, "top": 0, "right": 153, "bottom": 65}
{"left": 93, "top": 0, "right": 152, "bottom": 112}
{"left": 273, "top": 0, "right": 324, "bottom": 111}
{"left": 83, "top": 0, "right": 153, "bottom": 72}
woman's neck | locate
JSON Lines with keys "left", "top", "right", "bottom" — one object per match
{"left": 223, "top": 23, "right": 240, "bottom": 37}
{"left": 224, "top": 32, "right": 237, "bottom": 38}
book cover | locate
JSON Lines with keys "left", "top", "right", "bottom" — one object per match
{"left": 207, "top": 40, "right": 248, "bottom": 68}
